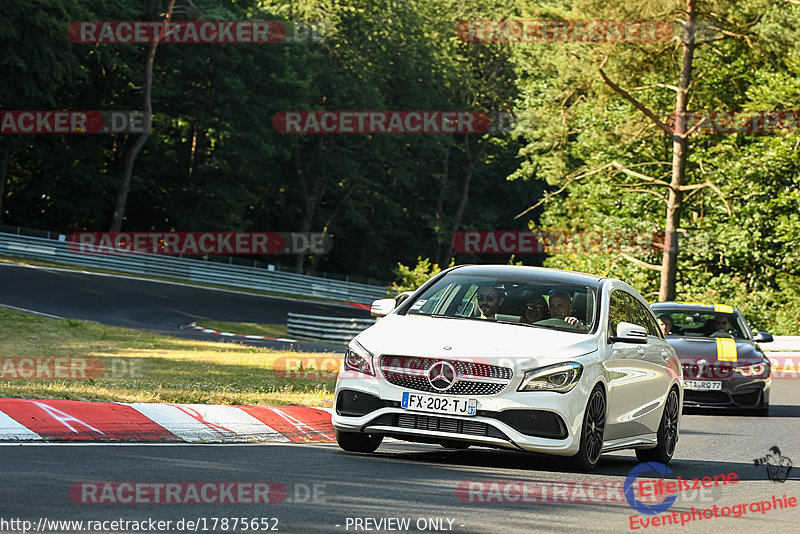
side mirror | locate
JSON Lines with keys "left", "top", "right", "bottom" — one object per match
{"left": 394, "top": 291, "right": 413, "bottom": 306}
{"left": 611, "top": 322, "right": 648, "bottom": 344}
{"left": 371, "top": 298, "right": 396, "bottom": 318}
{"left": 753, "top": 331, "right": 774, "bottom": 343}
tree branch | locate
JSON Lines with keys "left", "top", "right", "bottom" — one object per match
{"left": 599, "top": 57, "right": 675, "bottom": 137}
{"left": 619, "top": 187, "right": 668, "bottom": 201}
{"left": 629, "top": 83, "right": 680, "bottom": 93}
{"left": 614, "top": 252, "right": 663, "bottom": 271}
{"left": 678, "top": 180, "right": 732, "bottom": 215}
{"left": 514, "top": 162, "right": 617, "bottom": 219}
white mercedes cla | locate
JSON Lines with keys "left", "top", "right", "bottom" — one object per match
{"left": 332, "top": 265, "right": 682, "bottom": 469}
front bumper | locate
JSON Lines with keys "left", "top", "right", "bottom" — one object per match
{"left": 682, "top": 378, "right": 770, "bottom": 408}
{"left": 332, "top": 381, "right": 587, "bottom": 456}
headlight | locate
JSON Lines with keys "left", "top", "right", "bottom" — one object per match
{"left": 518, "top": 362, "right": 583, "bottom": 393}
{"left": 733, "top": 363, "right": 767, "bottom": 377}
{"left": 343, "top": 340, "right": 375, "bottom": 376}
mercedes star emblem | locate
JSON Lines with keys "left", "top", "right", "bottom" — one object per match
{"left": 427, "top": 361, "right": 457, "bottom": 391}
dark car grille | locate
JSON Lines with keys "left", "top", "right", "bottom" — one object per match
{"left": 379, "top": 355, "right": 512, "bottom": 396}
{"left": 682, "top": 362, "right": 735, "bottom": 379}
{"left": 396, "top": 413, "right": 492, "bottom": 436}
{"left": 684, "top": 389, "right": 763, "bottom": 407}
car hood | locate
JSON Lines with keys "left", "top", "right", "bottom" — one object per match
{"left": 355, "top": 314, "right": 598, "bottom": 371}
{"left": 665, "top": 336, "right": 766, "bottom": 365}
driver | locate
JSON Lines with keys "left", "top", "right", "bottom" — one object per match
{"left": 476, "top": 283, "right": 504, "bottom": 320}
{"left": 549, "top": 291, "right": 589, "bottom": 332}
{"left": 658, "top": 314, "right": 674, "bottom": 335}
{"left": 714, "top": 315, "right": 733, "bottom": 332}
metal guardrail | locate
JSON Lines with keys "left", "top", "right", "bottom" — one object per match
{"left": 0, "top": 232, "right": 390, "bottom": 304}
{"left": 762, "top": 336, "right": 800, "bottom": 360}
{"left": 287, "top": 313, "right": 375, "bottom": 344}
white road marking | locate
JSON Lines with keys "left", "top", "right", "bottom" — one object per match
{"left": 0, "top": 411, "right": 44, "bottom": 440}
{"left": 0, "top": 303, "right": 66, "bottom": 319}
{"left": 125, "top": 403, "right": 289, "bottom": 443}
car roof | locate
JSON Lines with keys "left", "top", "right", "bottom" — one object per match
{"left": 449, "top": 264, "right": 605, "bottom": 286}
{"left": 651, "top": 301, "right": 741, "bottom": 315}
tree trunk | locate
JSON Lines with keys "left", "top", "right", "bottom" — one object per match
{"left": 110, "top": 0, "right": 176, "bottom": 232}
{"left": 443, "top": 135, "right": 488, "bottom": 264}
{"left": 293, "top": 138, "right": 327, "bottom": 271}
{"left": 308, "top": 184, "right": 353, "bottom": 271}
{"left": 659, "top": 0, "right": 696, "bottom": 301}
{"left": 434, "top": 144, "right": 450, "bottom": 267}
{"left": 0, "top": 145, "right": 9, "bottom": 222}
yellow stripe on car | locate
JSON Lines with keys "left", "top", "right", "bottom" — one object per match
{"left": 713, "top": 304, "right": 734, "bottom": 313}
{"left": 716, "top": 337, "right": 738, "bottom": 362}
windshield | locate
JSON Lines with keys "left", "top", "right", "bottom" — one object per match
{"left": 400, "top": 271, "right": 598, "bottom": 334}
{"left": 653, "top": 308, "right": 749, "bottom": 340}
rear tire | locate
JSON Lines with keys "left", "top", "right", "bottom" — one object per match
{"left": 335, "top": 429, "right": 383, "bottom": 453}
{"left": 572, "top": 386, "right": 606, "bottom": 470}
{"left": 636, "top": 388, "right": 679, "bottom": 464}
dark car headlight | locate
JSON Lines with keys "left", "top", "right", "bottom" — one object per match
{"left": 343, "top": 340, "right": 375, "bottom": 376}
{"left": 518, "top": 362, "right": 583, "bottom": 393}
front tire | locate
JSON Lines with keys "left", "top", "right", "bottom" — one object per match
{"left": 335, "top": 429, "right": 383, "bottom": 453}
{"left": 573, "top": 387, "right": 606, "bottom": 470}
{"left": 636, "top": 388, "right": 679, "bottom": 463}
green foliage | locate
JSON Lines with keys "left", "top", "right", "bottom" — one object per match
{"left": 390, "top": 257, "right": 453, "bottom": 294}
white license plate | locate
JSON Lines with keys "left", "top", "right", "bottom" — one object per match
{"left": 684, "top": 380, "right": 722, "bottom": 391}
{"left": 401, "top": 392, "right": 477, "bottom": 416}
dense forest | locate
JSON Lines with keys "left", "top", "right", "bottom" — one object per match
{"left": 1, "top": 0, "right": 799, "bottom": 334}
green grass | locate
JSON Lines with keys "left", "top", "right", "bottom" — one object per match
{"left": 0, "top": 306, "right": 341, "bottom": 407}
{"left": 197, "top": 320, "right": 289, "bottom": 338}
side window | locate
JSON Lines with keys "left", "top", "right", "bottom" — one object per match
{"left": 608, "top": 290, "right": 633, "bottom": 337}
{"left": 621, "top": 293, "right": 660, "bottom": 338}
{"left": 631, "top": 298, "right": 663, "bottom": 338}
{"left": 456, "top": 284, "right": 479, "bottom": 316}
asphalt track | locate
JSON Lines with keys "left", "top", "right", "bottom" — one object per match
{"left": 1, "top": 380, "right": 798, "bottom": 533}
{"left": 0, "top": 262, "right": 372, "bottom": 352}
